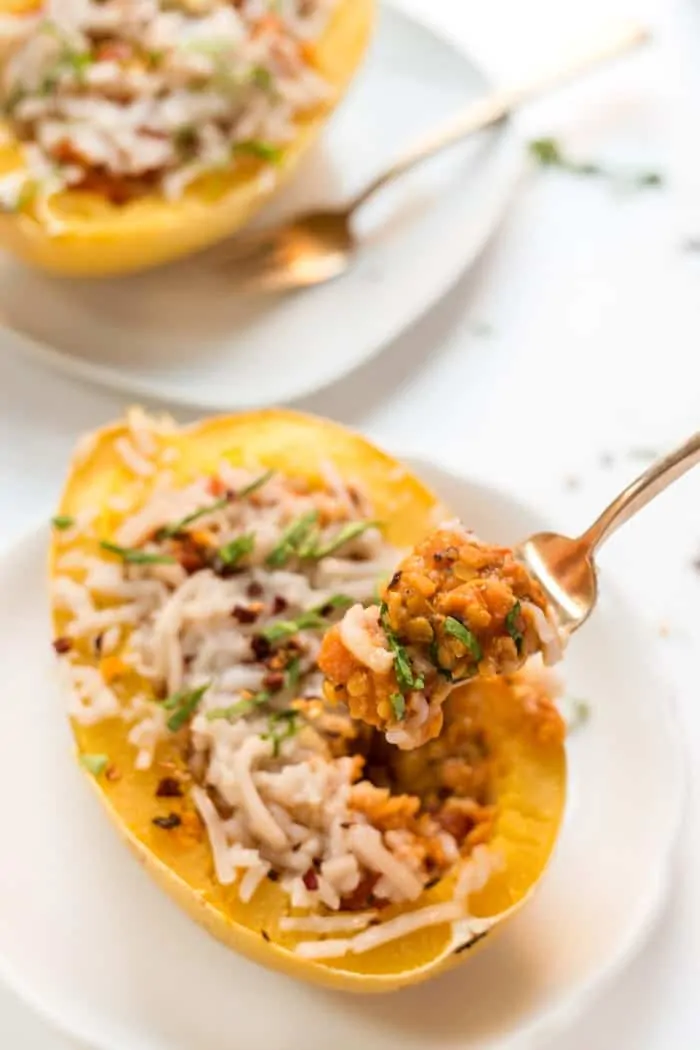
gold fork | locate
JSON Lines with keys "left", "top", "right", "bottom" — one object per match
{"left": 516, "top": 433, "right": 700, "bottom": 636}
{"left": 218, "top": 20, "right": 649, "bottom": 293}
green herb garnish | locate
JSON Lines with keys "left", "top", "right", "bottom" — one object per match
{"left": 174, "top": 125, "right": 198, "bottom": 158}
{"left": 444, "top": 616, "right": 482, "bottom": 662}
{"left": 51, "top": 515, "right": 75, "bottom": 531}
{"left": 156, "top": 496, "right": 230, "bottom": 540}
{"left": 206, "top": 690, "right": 270, "bottom": 722}
{"left": 234, "top": 140, "right": 283, "bottom": 165}
{"left": 100, "top": 541, "right": 176, "bottom": 565}
{"left": 505, "top": 601, "right": 523, "bottom": 655}
{"left": 285, "top": 657, "right": 301, "bottom": 693}
{"left": 263, "top": 710, "right": 300, "bottom": 757}
{"left": 379, "top": 603, "right": 424, "bottom": 694}
{"left": 310, "top": 521, "right": 379, "bottom": 559}
{"left": 262, "top": 610, "right": 326, "bottom": 643}
{"left": 266, "top": 510, "right": 318, "bottom": 568}
{"left": 219, "top": 532, "right": 255, "bottom": 567}
{"left": 238, "top": 469, "right": 275, "bottom": 499}
{"left": 163, "top": 683, "right": 210, "bottom": 732}
{"left": 251, "top": 65, "right": 273, "bottom": 91}
{"left": 80, "top": 753, "right": 108, "bottom": 776}
{"left": 529, "top": 137, "right": 663, "bottom": 191}
{"left": 429, "top": 640, "right": 452, "bottom": 681}
{"left": 390, "top": 693, "right": 406, "bottom": 720}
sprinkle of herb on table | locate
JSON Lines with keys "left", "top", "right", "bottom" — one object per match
{"left": 219, "top": 532, "right": 255, "bottom": 567}
{"left": 156, "top": 496, "right": 230, "bottom": 539}
{"left": 163, "top": 683, "right": 210, "bottom": 731}
{"left": 80, "top": 753, "right": 109, "bottom": 776}
{"left": 238, "top": 469, "right": 275, "bottom": 498}
{"left": 444, "top": 616, "right": 483, "bottom": 662}
{"left": 100, "top": 540, "right": 176, "bottom": 565}
{"left": 390, "top": 693, "right": 406, "bottom": 720}
{"left": 379, "top": 603, "right": 424, "bottom": 693}
{"left": 529, "top": 137, "right": 663, "bottom": 191}
{"left": 560, "top": 697, "right": 591, "bottom": 734}
{"left": 51, "top": 515, "right": 75, "bottom": 530}
{"left": 153, "top": 813, "right": 182, "bottom": 830}
{"left": 505, "top": 602, "right": 523, "bottom": 655}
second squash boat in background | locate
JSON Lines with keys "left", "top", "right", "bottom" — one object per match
{"left": 0, "top": 0, "right": 374, "bottom": 275}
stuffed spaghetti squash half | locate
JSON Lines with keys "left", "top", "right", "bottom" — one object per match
{"left": 50, "top": 409, "right": 566, "bottom": 992}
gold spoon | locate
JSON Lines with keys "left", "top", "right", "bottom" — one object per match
{"left": 516, "top": 433, "right": 700, "bottom": 636}
{"left": 218, "top": 20, "right": 649, "bottom": 293}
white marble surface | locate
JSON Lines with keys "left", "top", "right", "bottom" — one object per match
{"left": 1, "top": 0, "right": 700, "bottom": 1045}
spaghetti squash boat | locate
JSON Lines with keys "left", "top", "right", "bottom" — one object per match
{"left": 50, "top": 409, "right": 566, "bottom": 992}
{"left": 319, "top": 524, "right": 563, "bottom": 749}
{"left": 0, "top": 0, "right": 373, "bottom": 275}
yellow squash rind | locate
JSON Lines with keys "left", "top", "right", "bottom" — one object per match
{"left": 51, "top": 409, "right": 566, "bottom": 991}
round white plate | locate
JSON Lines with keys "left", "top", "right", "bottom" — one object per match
{"left": 0, "top": 460, "right": 685, "bottom": 1050}
{"left": 0, "top": 4, "right": 521, "bottom": 411}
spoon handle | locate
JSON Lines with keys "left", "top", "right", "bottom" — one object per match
{"left": 579, "top": 433, "right": 700, "bottom": 552}
{"left": 348, "top": 20, "right": 649, "bottom": 212}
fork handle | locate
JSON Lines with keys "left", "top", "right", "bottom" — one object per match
{"left": 348, "top": 20, "right": 649, "bottom": 212}
{"left": 579, "top": 433, "right": 700, "bottom": 552}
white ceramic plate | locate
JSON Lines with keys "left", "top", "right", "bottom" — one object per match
{"left": 0, "top": 459, "right": 685, "bottom": 1050}
{"left": 0, "top": 4, "right": 521, "bottom": 411}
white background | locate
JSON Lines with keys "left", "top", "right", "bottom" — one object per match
{"left": 1, "top": 0, "right": 700, "bottom": 1046}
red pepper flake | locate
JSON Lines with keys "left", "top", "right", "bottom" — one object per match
{"left": 272, "top": 595, "right": 288, "bottom": 614}
{"left": 232, "top": 605, "right": 259, "bottom": 625}
{"left": 153, "top": 813, "right": 182, "bottom": 830}
{"left": 52, "top": 637, "right": 72, "bottom": 655}
{"left": 302, "top": 868, "right": 318, "bottom": 891}
{"left": 261, "top": 929, "right": 271, "bottom": 942}
{"left": 208, "top": 476, "right": 227, "bottom": 497}
{"left": 247, "top": 581, "right": 264, "bottom": 598}
{"left": 262, "top": 671, "right": 284, "bottom": 692}
{"left": 251, "top": 635, "right": 272, "bottom": 661}
{"left": 156, "top": 776, "right": 183, "bottom": 798}
{"left": 105, "top": 764, "right": 121, "bottom": 782}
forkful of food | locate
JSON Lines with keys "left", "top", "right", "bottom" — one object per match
{"left": 320, "top": 432, "right": 700, "bottom": 749}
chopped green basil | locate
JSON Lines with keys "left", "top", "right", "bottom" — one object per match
{"left": 262, "top": 610, "right": 325, "bottom": 643}
{"left": 219, "top": 532, "right": 255, "bottom": 567}
{"left": 263, "top": 709, "right": 300, "bottom": 757}
{"left": 251, "top": 65, "right": 273, "bottom": 91}
{"left": 262, "top": 595, "right": 353, "bottom": 644}
{"left": 100, "top": 541, "right": 176, "bottom": 565}
{"left": 390, "top": 693, "right": 406, "bottom": 720}
{"left": 80, "top": 753, "right": 108, "bottom": 776}
{"left": 428, "top": 639, "right": 452, "bottom": 681}
{"left": 164, "top": 683, "right": 210, "bottom": 732}
{"left": 234, "top": 140, "right": 283, "bottom": 165}
{"left": 505, "top": 601, "right": 523, "bottom": 655}
{"left": 174, "top": 124, "right": 198, "bottom": 158}
{"left": 238, "top": 469, "right": 275, "bottom": 498}
{"left": 51, "top": 515, "right": 75, "bottom": 531}
{"left": 379, "top": 603, "right": 424, "bottom": 694}
{"left": 156, "top": 495, "right": 230, "bottom": 540}
{"left": 285, "top": 657, "right": 301, "bottom": 693}
{"left": 310, "top": 520, "right": 379, "bottom": 559}
{"left": 266, "top": 510, "right": 318, "bottom": 568}
{"left": 206, "top": 690, "right": 270, "bottom": 722}
{"left": 444, "top": 616, "right": 482, "bottom": 662}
